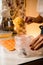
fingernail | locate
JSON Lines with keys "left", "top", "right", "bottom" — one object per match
{"left": 31, "top": 48, "right": 34, "bottom": 50}
{"left": 30, "top": 44, "right": 32, "bottom": 46}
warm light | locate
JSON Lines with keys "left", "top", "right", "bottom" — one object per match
{"left": 26, "top": 23, "right": 43, "bottom": 38}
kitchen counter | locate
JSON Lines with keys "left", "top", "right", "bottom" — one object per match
{"left": 0, "top": 46, "right": 43, "bottom": 65}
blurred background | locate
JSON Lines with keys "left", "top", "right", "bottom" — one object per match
{"left": 0, "top": 0, "right": 43, "bottom": 50}
{"left": 1, "top": 0, "right": 43, "bottom": 37}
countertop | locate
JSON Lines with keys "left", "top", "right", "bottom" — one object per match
{"left": 0, "top": 46, "right": 43, "bottom": 65}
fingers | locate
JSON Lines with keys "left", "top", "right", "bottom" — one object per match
{"left": 30, "top": 35, "right": 40, "bottom": 46}
{"left": 34, "top": 41, "right": 43, "bottom": 50}
{"left": 30, "top": 40, "right": 43, "bottom": 50}
{"left": 30, "top": 35, "right": 43, "bottom": 50}
{"left": 31, "top": 37, "right": 43, "bottom": 49}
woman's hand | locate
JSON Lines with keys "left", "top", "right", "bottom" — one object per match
{"left": 30, "top": 35, "right": 43, "bottom": 50}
